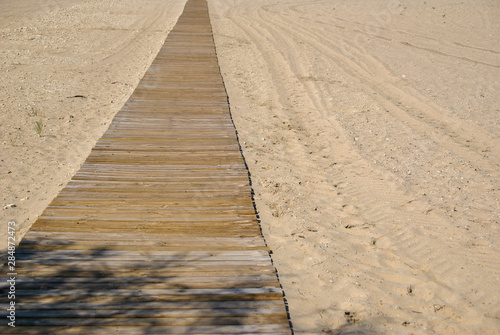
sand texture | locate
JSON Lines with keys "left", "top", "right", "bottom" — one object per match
{"left": 2, "top": 0, "right": 500, "bottom": 334}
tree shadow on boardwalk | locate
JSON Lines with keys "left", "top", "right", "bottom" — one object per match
{"left": 0, "top": 239, "right": 292, "bottom": 334}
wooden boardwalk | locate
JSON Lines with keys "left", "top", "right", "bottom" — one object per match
{"left": 1, "top": 0, "right": 291, "bottom": 333}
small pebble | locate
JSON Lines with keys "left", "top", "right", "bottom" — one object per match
{"left": 3, "top": 203, "right": 17, "bottom": 209}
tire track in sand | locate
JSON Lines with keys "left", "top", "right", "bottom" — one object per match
{"left": 210, "top": 0, "right": 500, "bottom": 333}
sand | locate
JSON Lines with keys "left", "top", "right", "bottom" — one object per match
{"left": 1, "top": 0, "right": 499, "bottom": 333}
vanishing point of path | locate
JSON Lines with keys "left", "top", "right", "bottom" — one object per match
{"left": 1, "top": 0, "right": 292, "bottom": 333}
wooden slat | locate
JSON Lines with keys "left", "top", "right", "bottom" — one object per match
{"left": 0, "top": 324, "right": 291, "bottom": 335}
{"left": 13, "top": 249, "right": 270, "bottom": 259}
{"left": 13, "top": 300, "right": 285, "bottom": 310}
{"left": 12, "top": 314, "right": 289, "bottom": 327}
{"left": 2, "top": 0, "right": 291, "bottom": 333}
{"left": 11, "top": 293, "right": 285, "bottom": 304}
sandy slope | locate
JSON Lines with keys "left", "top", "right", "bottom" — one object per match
{"left": 1, "top": 0, "right": 499, "bottom": 334}
{"left": 208, "top": 0, "right": 500, "bottom": 333}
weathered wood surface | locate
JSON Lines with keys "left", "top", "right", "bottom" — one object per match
{"left": 0, "top": 0, "right": 291, "bottom": 333}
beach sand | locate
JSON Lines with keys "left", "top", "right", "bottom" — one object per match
{"left": 2, "top": 0, "right": 499, "bottom": 333}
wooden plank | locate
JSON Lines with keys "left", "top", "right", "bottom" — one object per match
{"left": 12, "top": 314, "right": 289, "bottom": 327}
{"left": 12, "top": 288, "right": 283, "bottom": 297}
{"left": 15, "top": 308, "right": 286, "bottom": 318}
{"left": 21, "top": 232, "right": 266, "bottom": 241}
{"left": 29, "top": 219, "right": 260, "bottom": 231}
{"left": 37, "top": 208, "right": 258, "bottom": 219}
{"left": 0, "top": 324, "right": 291, "bottom": 335}
{"left": 13, "top": 300, "right": 285, "bottom": 311}
{"left": 4, "top": 277, "right": 282, "bottom": 289}
{"left": 13, "top": 293, "right": 285, "bottom": 304}
{"left": 14, "top": 249, "right": 270, "bottom": 259}
{"left": 6, "top": 282, "right": 281, "bottom": 291}
{"left": 16, "top": 270, "right": 276, "bottom": 280}
{"left": 1, "top": 275, "right": 279, "bottom": 286}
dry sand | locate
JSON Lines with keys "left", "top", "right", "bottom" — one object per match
{"left": 1, "top": 0, "right": 499, "bottom": 334}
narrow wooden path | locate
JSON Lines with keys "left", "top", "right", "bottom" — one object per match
{"left": 1, "top": 0, "right": 291, "bottom": 333}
